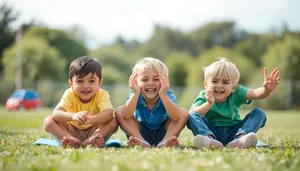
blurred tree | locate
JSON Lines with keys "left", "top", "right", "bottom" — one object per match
{"left": 25, "top": 27, "right": 87, "bottom": 67}
{"left": 2, "top": 35, "right": 66, "bottom": 84}
{"left": 90, "top": 44, "right": 132, "bottom": 84}
{"left": 114, "top": 35, "right": 141, "bottom": 53}
{"left": 0, "top": 3, "right": 17, "bottom": 72}
{"left": 165, "top": 52, "right": 192, "bottom": 87}
{"left": 262, "top": 35, "right": 300, "bottom": 109}
{"left": 69, "top": 25, "right": 88, "bottom": 46}
{"left": 146, "top": 24, "right": 197, "bottom": 59}
{"left": 234, "top": 33, "right": 277, "bottom": 67}
{"left": 188, "top": 21, "right": 245, "bottom": 54}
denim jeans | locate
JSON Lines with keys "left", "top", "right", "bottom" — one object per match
{"left": 187, "top": 108, "right": 267, "bottom": 145}
{"left": 121, "top": 120, "right": 168, "bottom": 146}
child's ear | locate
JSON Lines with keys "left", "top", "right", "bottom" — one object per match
{"left": 68, "top": 79, "right": 73, "bottom": 88}
{"left": 232, "top": 84, "right": 238, "bottom": 92}
{"left": 204, "top": 81, "right": 208, "bottom": 89}
{"left": 98, "top": 79, "right": 103, "bottom": 87}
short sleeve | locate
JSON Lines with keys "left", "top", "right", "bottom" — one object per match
{"left": 190, "top": 90, "right": 207, "bottom": 110}
{"left": 57, "top": 89, "right": 73, "bottom": 110}
{"left": 167, "top": 90, "right": 177, "bottom": 104}
{"left": 234, "top": 85, "right": 252, "bottom": 106}
{"left": 96, "top": 89, "right": 113, "bottom": 112}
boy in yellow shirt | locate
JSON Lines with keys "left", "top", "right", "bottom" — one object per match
{"left": 44, "top": 56, "right": 117, "bottom": 148}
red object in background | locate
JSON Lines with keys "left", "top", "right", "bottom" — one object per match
{"left": 5, "top": 89, "right": 42, "bottom": 111}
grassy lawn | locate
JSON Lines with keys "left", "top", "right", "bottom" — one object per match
{"left": 0, "top": 107, "right": 300, "bottom": 171}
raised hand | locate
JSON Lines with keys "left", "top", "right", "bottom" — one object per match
{"left": 72, "top": 111, "right": 88, "bottom": 125}
{"left": 206, "top": 88, "right": 215, "bottom": 105}
{"left": 129, "top": 73, "right": 140, "bottom": 94}
{"left": 159, "top": 74, "right": 170, "bottom": 96}
{"left": 263, "top": 68, "right": 280, "bottom": 92}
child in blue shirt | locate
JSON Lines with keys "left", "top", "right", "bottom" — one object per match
{"left": 115, "top": 57, "right": 188, "bottom": 147}
{"left": 187, "top": 58, "right": 280, "bottom": 149}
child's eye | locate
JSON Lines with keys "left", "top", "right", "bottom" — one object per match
{"left": 154, "top": 78, "right": 159, "bottom": 81}
{"left": 212, "top": 80, "right": 218, "bottom": 83}
{"left": 77, "top": 80, "right": 83, "bottom": 83}
{"left": 90, "top": 80, "right": 96, "bottom": 83}
{"left": 141, "top": 79, "right": 147, "bottom": 82}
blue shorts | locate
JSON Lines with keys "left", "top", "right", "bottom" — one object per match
{"left": 122, "top": 120, "right": 168, "bottom": 146}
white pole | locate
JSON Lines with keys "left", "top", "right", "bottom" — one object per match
{"left": 16, "top": 27, "right": 22, "bottom": 90}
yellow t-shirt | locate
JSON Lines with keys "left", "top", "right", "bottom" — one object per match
{"left": 58, "top": 88, "right": 113, "bottom": 130}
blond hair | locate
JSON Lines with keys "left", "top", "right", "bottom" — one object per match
{"left": 203, "top": 57, "right": 240, "bottom": 85}
{"left": 132, "top": 57, "right": 169, "bottom": 76}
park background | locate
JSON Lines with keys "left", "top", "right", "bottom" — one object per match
{"left": 1, "top": 1, "right": 300, "bottom": 171}
{"left": 1, "top": 1, "right": 300, "bottom": 110}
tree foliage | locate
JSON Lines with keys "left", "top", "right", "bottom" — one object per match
{"left": 2, "top": 35, "right": 66, "bottom": 83}
{"left": 25, "top": 27, "right": 88, "bottom": 66}
{"left": 234, "top": 33, "right": 277, "bottom": 67}
{"left": 0, "top": 3, "right": 17, "bottom": 72}
{"left": 165, "top": 52, "right": 192, "bottom": 87}
{"left": 146, "top": 25, "right": 197, "bottom": 60}
{"left": 188, "top": 21, "right": 244, "bottom": 54}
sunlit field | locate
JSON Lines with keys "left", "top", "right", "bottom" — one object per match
{"left": 0, "top": 107, "right": 299, "bottom": 171}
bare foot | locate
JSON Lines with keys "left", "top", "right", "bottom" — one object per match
{"left": 61, "top": 136, "right": 82, "bottom": 148}
{"left": 90, "top": 134, "right": 105, "bottom": 148}
{"left": 156, "top": 136, "right": 179, "bottom": 148}
{"left": 127, "top": 136, "right": 151, "bottom": 147}
{"left": 83, "top": 134, "right": 105, "bottom": 148}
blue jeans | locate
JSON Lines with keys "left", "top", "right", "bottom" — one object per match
{"left": 121, "top": 120, "right": 168, "bottom": 146}
{"left": 187, "top": 108, "right": 266, "bottom": 145}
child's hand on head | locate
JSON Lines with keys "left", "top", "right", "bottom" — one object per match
{"left": 206, "top": 88, "right": 215, "bottom": 105}
{"left": 263, "top": 68, "right": 280, "bottom": 92}
{"left": 129, "top": 73, "right": 140, "bottom": 94}
{"left": 72, "top": 111, "right": 88, "bottom": 125}
{"left": 159, "top": 74, "right": 169, "bottom": 96}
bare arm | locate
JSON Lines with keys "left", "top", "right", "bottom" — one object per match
{"left": 246, "top": 68, "right": 280, "bottom": 100}
{"left": 122, "top": 93, "right": 139, "bottom": 120}
{"left": 191, "top": 102, "right": 213, "bottom": 116}
{"left": 160, "top": 94, "right": 181, "bottom": 121}
{"left": 190, "top": 88, "right": 214, "bottom": 116}
{"left": 52, "top": 106, "right": 73, "bottom": 121}
{"left": 86, "top": 108, "right": 114, "bottom": 124}
{"left": 159, "top": 74, "right": 182, "bottom": 121}
{"left": 122, "top": 73, "right": 140, "bottom": 120}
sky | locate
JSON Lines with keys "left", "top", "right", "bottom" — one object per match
{"left": 6, "top": 0, "right": 300, "bottom": 49}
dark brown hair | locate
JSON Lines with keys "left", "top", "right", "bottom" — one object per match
{"left": 69, "top": 56, "right": 102, "bottom": 80}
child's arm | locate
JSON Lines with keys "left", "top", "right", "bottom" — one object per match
{"left": 190, "top": 88, "right": 214, "bottom": 116}
{"left": 52, "top": 106, "right": 87, "bottom": 125}
{"left": 85, "top": 109, "right": 114, "bottom": 124}
{"left": 246, "top": 68, "right": 280, "bottom": 100}
{"left": 159, "top": 74, "right": 181, "bottom": 121}
{"left": 122, "top": 73, "right": 140, "bottom": 120}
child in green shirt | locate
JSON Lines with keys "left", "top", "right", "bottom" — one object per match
{"left": 187, "top": 57, "right": 280, "bottom": 149}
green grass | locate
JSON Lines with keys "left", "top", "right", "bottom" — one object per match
{"left": 0, "top": 108, "right": 300, "bottom": 171}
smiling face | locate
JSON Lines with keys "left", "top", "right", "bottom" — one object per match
{"left": 204, "top": 76, "right": 236, "bottom": 102}
{"left": 136, "top": 68, "right": 161, "bottom": 102}
{"left": 68, "top": 72, "right": 102, "bottom": 103}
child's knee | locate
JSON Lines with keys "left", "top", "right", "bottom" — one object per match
{"left": 111, "top": 117, "right": 119, "bottom": 133}
{"left": 180, "top": 108, "right": 189, "bottom": 122}
{"left": 253, "top": 108, "right": 267, "bottom": 120}
{"left": 114, "top": 106, "right": 124, "bottom": 119}
{"left": 43, "top": 116, "right": 55, "bottom": 131}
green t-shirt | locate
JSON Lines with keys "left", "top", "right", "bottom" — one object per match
{"left": 190, "top": 85, "right": 252, "bottom": 126}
